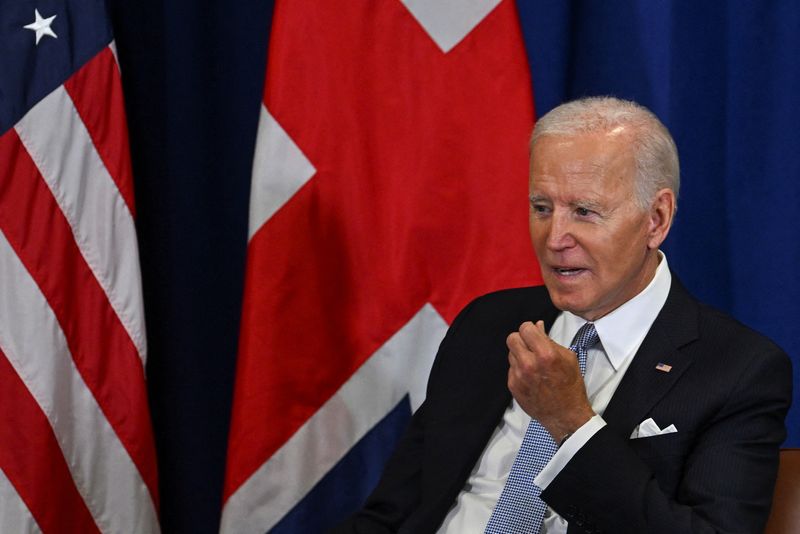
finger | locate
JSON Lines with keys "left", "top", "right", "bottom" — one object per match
{"left": 512, "top": 322, "right": 532, "bottom": 349}
{"left": 508, "top": 348, "right": 537, "bottom": 379}
{"left": 507, "top": 331, "right": 536, "bottom": 356}
{"left": 519, "top": 320, "right": 551, "bottom": 352}
{"left": 507, "top": 367, "right": 529, "bottom": 398}
{"left": 507, "top": 333, "right": 538, "bottom": 373}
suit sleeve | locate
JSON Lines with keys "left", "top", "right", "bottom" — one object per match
{"left": 541, "top": 341, "right": 792, "bottom": 534}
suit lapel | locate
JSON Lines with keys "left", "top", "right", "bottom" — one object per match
{"left": 602, "top": 275, "right": 700, "bottom": 437}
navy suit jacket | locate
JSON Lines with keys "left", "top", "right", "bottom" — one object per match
{"left": 335, "top": 277, "right": 792, "bottom": 533}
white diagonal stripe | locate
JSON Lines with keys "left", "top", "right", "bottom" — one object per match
{"left": 0, "top": 230, "right": 159, "bottom": 534}
{"left": 109, "top": 41, "right": 120, "bottom": 70}
{"left": 13, "top": 86, "right": 147, "bottom": 363}
{"left": 220, "top": 303, "right": 448, "bottom": 534}
{"left": 0, "top": 468, "right": 42, "bottom": 534}
{"left": 401, "top": 0, "right": 502, "bottom": 53}
{"left": 248, "top": 104, "right": 316, "bottom": 241}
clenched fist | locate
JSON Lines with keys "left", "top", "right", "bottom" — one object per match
{"left": 507, "top": 320, "right": 595, "bottom": 443}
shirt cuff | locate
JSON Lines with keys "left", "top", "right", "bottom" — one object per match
{"left": 534, "top": 414, "right": 606, "bottom": 490}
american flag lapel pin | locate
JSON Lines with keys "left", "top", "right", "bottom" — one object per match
{"left": 655, "top": 362, "right": 672, "bottom": 373}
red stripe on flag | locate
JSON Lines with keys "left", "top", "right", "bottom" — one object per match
{"left": 225, "top": 0, "right": 539, "bottom": 500}
{"left": 64, "top": 47, "right": 137, "bottom": 217}
{"left": 0, "top": 130, "right": 158, "bottom": 506}
{"left": 0, "top": 349, "right": 101, "bottom": 534}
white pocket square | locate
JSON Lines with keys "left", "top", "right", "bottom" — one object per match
{"left": 630, "top": 417, "right": 677, "bottom": 439}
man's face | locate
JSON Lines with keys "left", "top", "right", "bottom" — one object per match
{"left": 529, "top": 131, "right": 660, "bottom": 321}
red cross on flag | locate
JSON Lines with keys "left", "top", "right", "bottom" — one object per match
{"left": 221, "top": 1, "right": 541, "bottom": 531}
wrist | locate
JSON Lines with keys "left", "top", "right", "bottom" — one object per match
{"left": 547, "top": 408, "right": 595, "bottom": 443}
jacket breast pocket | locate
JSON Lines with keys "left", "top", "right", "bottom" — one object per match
{"left": 628, "top": 431, "right": 695, "bottom": 494}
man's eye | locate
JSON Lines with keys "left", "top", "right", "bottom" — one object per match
{"left": 576, "top": 207, "right": 592, "bottom": 217}
{"left": 532, "top": 204, "right": 550, "bottom": 214}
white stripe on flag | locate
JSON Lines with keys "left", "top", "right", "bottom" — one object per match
{"left": 401, "top": 0, "right": 502, "bottom": 53}
{"left": 13, "top": 87, "right": 147, "bottom": 362}
{"left": 0, "top": 231, "right": 159, "bottom": 534}
{"left": 109, "top": 41, "right": 120, "bottom": 71}
{"left": 248, "top": 104, "right": 316, "bottom": 241}
{"left": 0, "top": 468, "right": 42, "bottom": 534}
{"left": 220, "top": 303, "right": 448, "bottom": 534}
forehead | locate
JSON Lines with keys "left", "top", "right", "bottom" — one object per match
{"left": 530, "top": 131, "right": 636, "bottom": 197}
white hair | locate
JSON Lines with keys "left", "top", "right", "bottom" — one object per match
{"left": 531, "top": 96, "right": 680, "bottom": 211}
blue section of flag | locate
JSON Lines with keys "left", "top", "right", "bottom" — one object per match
{"left": 0, "top": 0, "right": 112, "bottom": 134}
{"left": 270, "top": 396, "right": 412, "bottom": 534}
{"left": 519, "top": 0, "right": 800, "bottom": 447}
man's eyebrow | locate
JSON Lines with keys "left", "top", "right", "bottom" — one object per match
{"left": 570, "top": 199, "right": 604, "bottom": 211}
{"left": 528, "top": 194, "right": 604, "bottom": 211}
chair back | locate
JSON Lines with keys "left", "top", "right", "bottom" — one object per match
{"left": 764, "top": 448, "right": 800, "bottom": 534}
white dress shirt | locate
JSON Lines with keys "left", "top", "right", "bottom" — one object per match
{"left": 437, "top": 253, "right": 672, "bottom": 534}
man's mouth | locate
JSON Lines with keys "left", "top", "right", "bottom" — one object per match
{"left": 552, "top": 267, "right": 586, "bottom": 276}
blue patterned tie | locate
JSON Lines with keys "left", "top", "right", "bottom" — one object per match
{"left": 484, "top": 322, "right": 599, "bottom": 534}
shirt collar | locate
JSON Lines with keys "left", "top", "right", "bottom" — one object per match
{"left": 560, "top": 252, "right": 672, "bottom": 370}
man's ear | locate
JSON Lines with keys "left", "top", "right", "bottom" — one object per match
{"left": 647, "top": 188, "right": 676, "bottom": 250}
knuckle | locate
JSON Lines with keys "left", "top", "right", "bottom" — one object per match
{"left": 517, "top": 358, "right": 535, "bottom": 376}
{"left": 507, "top": 332, "right": 519, "bottom": 347}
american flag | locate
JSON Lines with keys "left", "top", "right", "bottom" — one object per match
{"left": 0, "top": 1, "right": 159, "bottom": 532}
{"left": 221, "top": 1, "right": 541, "bottom": 531}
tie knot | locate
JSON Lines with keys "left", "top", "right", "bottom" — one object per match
{"left": 569, "top": 322, "right": 599, "bottom": 353}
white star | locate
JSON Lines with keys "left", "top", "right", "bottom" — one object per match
{"left": 24, "top": 9, "right": 58, "bottom": 45}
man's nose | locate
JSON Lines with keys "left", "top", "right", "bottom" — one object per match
{"left": 545, "top": 212, "right": 576, "bottom": 251}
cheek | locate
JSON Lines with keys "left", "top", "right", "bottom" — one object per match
{"left": 595, "top": 231, "right": 649, "bottom": 281}
{"left": 594, "top": 220, "right": 643, "bottom": 257}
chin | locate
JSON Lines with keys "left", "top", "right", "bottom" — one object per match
{"left": 547, "top": 289, "right": 600, "bottom": 318}
{"left": 545, "top": 288, "right": 578, "bottom": 313}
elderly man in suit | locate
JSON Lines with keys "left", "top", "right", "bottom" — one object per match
{"left": 336, "top": 97, "right": 792, "bottom": 533}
